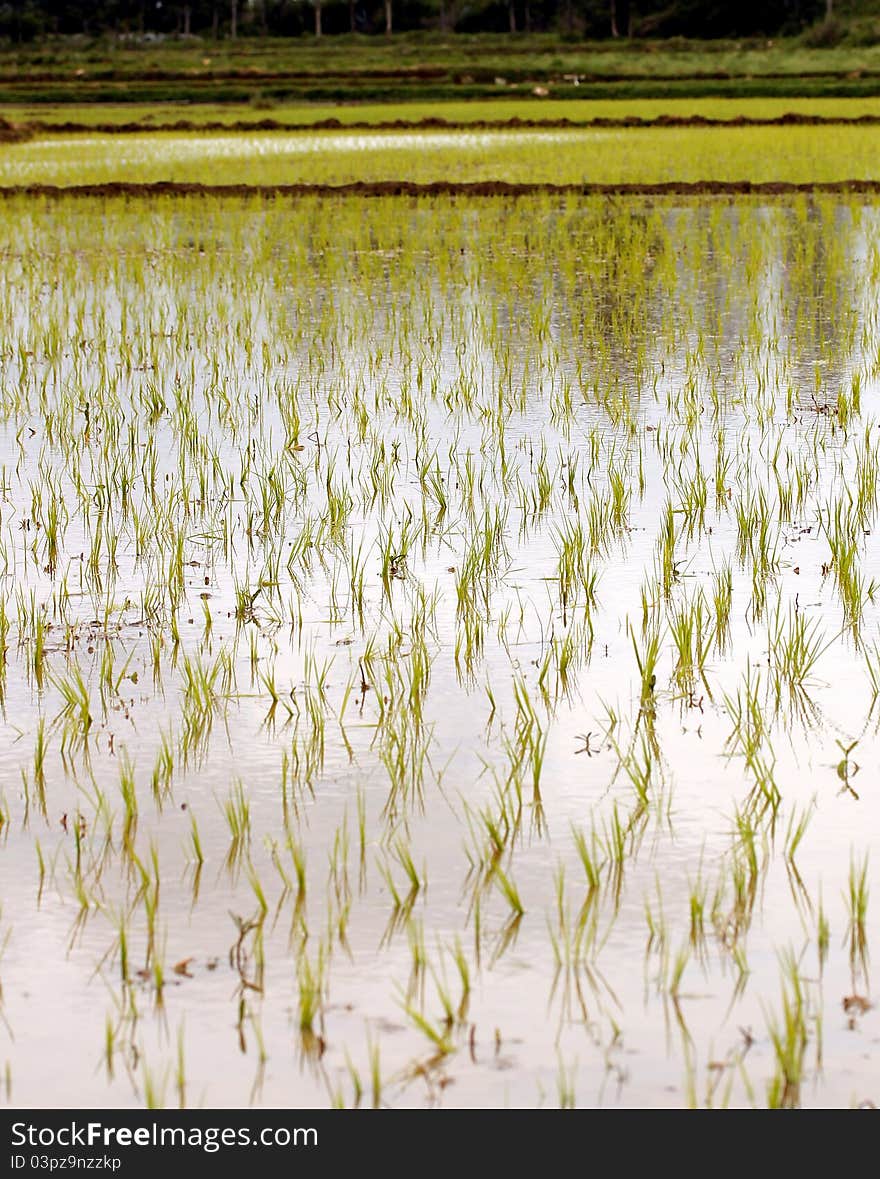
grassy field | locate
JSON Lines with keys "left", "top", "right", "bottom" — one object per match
{"left": 4, "top": 33, "right": 880, "bottom": 104}
{"left": 9, "top": 32, "right": 880, "bottom": 78}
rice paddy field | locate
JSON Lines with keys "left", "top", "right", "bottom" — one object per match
{"left": 9, "top": 122, "right": 880, "bottom": 188}
{"left": 1, "top": 97, "right": 880, "bottom": 1112}
{"left": 9, "top": 96, "right": 880, "bottom": 128}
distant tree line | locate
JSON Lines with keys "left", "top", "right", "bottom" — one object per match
{"left": 0, "top": 0, "right": 830, "bottom": 42}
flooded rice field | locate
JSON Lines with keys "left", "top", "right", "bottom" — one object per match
{"left": 4, "top": 123, "right": 880, "bottom": 186}
{"left": 0, "top": 192, "right": 878, "bottom": 1109}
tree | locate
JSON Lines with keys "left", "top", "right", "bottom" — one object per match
{"left": 610, "top": 0, "right": 629, "bottom": 37}
{"left": 562, "top": 0, "right": 574, "bottom": 36}
{"left": 438, "top": 0, "right": 457, "bottom": 32}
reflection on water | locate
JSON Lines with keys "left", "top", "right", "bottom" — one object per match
{"left": 0, "top": 128, "right": 603, "bottom": 184}
{"left": 0, "top": 194, "right": 878, "bottom": 1108}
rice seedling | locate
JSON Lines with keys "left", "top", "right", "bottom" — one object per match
{"left": 493, "top": 865, "right": 525, "bottom": 919}
{"left": 402, "top": 999, "right": 455, "bottom": 1059}
{"left": 765, "top": 949, "right": 810, "bottom": 1110}
{"left": 769, "top": 603, "right": 833, "bottom": 699}
{"left": 630, "top": 621, "right": 662, "bottom": 705}
{"left": 50, "top": 664, "right": 92, "bottom": 753}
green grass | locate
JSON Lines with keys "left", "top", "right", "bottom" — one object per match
{"left": 7, "top": 76, "right": 880, "bottom": 105}
{"left": 7, "top": 32, "right": 880, "bottom": 104}
{"left": 6, "top": 32, "right": 880, "bottom": 80}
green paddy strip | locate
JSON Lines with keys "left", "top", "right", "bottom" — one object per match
{"left": 11, "top": 96, "right": 880, "bottom": 130}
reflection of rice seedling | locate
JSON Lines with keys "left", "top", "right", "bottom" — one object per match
{"left": 845, "top": 851, "right": 869, "bottom": 974}
{"left": 222, "top": 780, "right": 251, "bottom": 869}
{"left": 142, "top": 1059, "right": 168, "bottom": 1111}
{"left": 187, "top": 811, "right": 204, "bottom": 868}
{"left": 817, "top": 890, "right": 830, "bottom": 970}
{"left": 557, "top": 1054, "right": 577, "bottom": 1109}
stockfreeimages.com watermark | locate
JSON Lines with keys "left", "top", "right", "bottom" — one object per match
{"left": 10, "top": 1121, "right": 317, "bottom": 1156}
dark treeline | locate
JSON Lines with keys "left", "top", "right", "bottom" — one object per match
{"left": 0, "top": 1, "right": 833, "bottom": 42}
